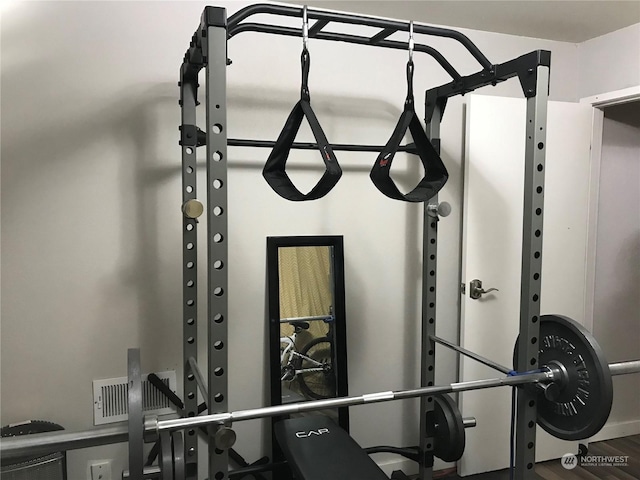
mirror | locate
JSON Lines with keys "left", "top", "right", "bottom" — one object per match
{"left": 267, "top": 236, "right": 349, "bottom": 431}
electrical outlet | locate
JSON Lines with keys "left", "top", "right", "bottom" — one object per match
{"left": 90, "top": 460, "right": 112, "bottom": 480}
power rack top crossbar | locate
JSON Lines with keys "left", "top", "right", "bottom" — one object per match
{"left": 183, "top": 4, "right": 551, "bottom": 123}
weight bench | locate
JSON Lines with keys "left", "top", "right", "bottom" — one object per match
{"left": 275, "top": 415, "right": 389, "bottom": 480}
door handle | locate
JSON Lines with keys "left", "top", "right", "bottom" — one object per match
{"left": 469, "top": 279, "right": 499, "bottom": 299}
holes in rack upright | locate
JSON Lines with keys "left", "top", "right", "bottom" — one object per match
{"left": 535, "top": 208, "right": 542, "bottom": 216}
{"left": 186, "top": 147, "right": 193, "bottom": 155}
{"left": 214, "top": 340, "right": 224, "bottom": 350}
{"left": 212, "top": 151, "right": 223, "bottom": 162}
{"left": 213, "top": 179, "right": 224, "bottom": 189}
{"left": 187, "top": 392, "right": 195, "bottom": 399}
{"left": 215, "top": 472, "right": 224, "bottom": 480}
{"left": 536, "top": 186, "right": 543, "bottom": 194}
{"left": 532, "top": 294, "right": 539, "bottom": 302}
{"left": 186, "top": 185, "right": 193, "bottom": 193}
{"left": 186, "top": 299, "right": 194, "bottom": 306}
{"left": 212, "top": 124, "right": 223, "bottom": 134}
{"left": 186, "top": 223, "right": 194, "bottom": 232}
{"left": 187, "top": 337, "right": 195, "bottom": 344}
{"left": 214, "top": 367, "right": 224, "bottom": 377}
{"left": 533, "top": 273, "right": 540, "bottom": 281}
{"left": 213, "top": 206, "right": 224, "bottom": 217}
{"left": 214, "top": 314, "right": 224, "bottom": 324}
{"left": 187, "top": 318, "right": 195, "bottom": 325}
{"left": 186, "top": 280, "right": 194, "bottom": 288}
{"left": 186, "top": 166, "right": 194, "bottom": 174}
{"left": 213, "top": 233, "right": 224, "bottom": 243}
{"left": 214, "top": 393, "right": 224, "bottom": 403}
{"left": 186, "top": 242, "right": 194, "bottom": 250}
{"left": 186, "top": 261, "right": 194, "bottom": 269}
{"left": 214, "top": 287, "right": 224, "bottom": 297}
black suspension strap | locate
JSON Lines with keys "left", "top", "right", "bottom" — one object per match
{"left": 370, "top": 49, "right": 449, "bottom": 202}
{"left": 262, "top": 46, "right": 342, "bottom": 201}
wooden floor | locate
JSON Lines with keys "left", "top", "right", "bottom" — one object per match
{"left": 440, "top": 435, "right": 640, "bottom": 480}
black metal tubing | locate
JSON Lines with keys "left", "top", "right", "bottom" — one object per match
{"left": 425, "top": 50, "right": 551, "bottom": 121}
{"left": 229, "top": 23, "right": 461, "bottom": 81}
{"left": 227, "top": 3, "right": 492, "bottom": 69}
{"left": 228, "top": 138, "right": 417, "bottom": 154}
{"left": 430, "top": 335, "right": 512, "bottom": 375}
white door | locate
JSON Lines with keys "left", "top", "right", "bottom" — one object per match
{"left": 458, "top": 95, "right": 593, "bottom": 476}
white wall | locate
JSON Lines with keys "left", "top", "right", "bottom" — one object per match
{"left": 1, "top": 1, "right": 582, "bottom": 478}
{"left": 578, "top": 23, "right": 640, "bottom": 98}
{"left": 593, "top": 102, "right": 640, "bottom": 433}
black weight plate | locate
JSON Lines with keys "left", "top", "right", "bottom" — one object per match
{"left": 514, "top": 314, "right": 613, "bottom": 440}
{"left": 433, "top": 394, "right": 465, "bottom": 462}
{"left": 172, "top": 431, "right": 185, "bottom": 480}
{"left": 128, "top": 349, "right": 144, "bottom": 480}
{"left": 160, "top": 432, "right": 174, "bottom": 480}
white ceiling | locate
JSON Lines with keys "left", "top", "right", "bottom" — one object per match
{"left": 289, "top": 1, "right": 640, "bottom": 42}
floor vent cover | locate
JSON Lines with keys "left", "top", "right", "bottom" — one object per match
{"left": 92, "top": 371, "right": 177, "bottom": 425}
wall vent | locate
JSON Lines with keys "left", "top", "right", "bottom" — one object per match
{"left": 92, "top": 371, "right": 177, "bottom": 425}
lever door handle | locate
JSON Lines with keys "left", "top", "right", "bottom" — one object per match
{"left": 469, "top": 279, "right": 499, "bottom": 300}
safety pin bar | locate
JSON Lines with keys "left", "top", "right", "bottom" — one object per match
{"left": 430, "top": 334, "right": 512, "bottom": 375}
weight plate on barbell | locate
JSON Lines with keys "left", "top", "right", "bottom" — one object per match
{"left": 433, "top": 394, "right": 465, "bottom": 462}
{"left": 172, "top": 431, "right": 185, "bottom": 480}
{"left": 514, "top": 314, "right": 613, "bottom": 440}
{"left": 160, "top": 432, "right": 174, "bottom": 480}
{"left": 127, "top": 349, "right": 144, "bottom": 480}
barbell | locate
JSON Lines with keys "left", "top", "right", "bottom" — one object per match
{"left": 2, "top": 314, "right": 639, "bottom": 480}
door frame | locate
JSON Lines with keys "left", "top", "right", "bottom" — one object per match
{"left": 579, "top": 86, "right": 640, "bottom": 334}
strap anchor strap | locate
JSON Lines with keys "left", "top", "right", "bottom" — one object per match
{"left": 370, "top": 60, "right": 449, "bottom": 202}
{"left": 262, "top": 48, "right": 342, "bottom": 202}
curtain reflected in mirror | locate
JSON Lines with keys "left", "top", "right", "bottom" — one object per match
{"left": 278, "top": 246, "right": 336, "bottom": 401}
{"left": 267, "top": 236, "right": 349, "bottom": 432}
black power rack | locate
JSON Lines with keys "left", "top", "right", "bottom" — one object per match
{"left": 178, "top": 4, "right": 550, "bottom": 480}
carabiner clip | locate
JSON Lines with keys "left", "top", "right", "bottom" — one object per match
{"left": 302, "top": 5, "right": 309, "bottom": 51}
{"left": 408, "top": 21, "right": 414, "bottom": 62}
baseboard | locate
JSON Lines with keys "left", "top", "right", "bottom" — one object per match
{"left": 589, "top": 419, "right": 640, "bottom": 443}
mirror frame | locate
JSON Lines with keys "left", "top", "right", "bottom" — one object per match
{"left": 266, "top": 235, "right": 350, "bottom": 432}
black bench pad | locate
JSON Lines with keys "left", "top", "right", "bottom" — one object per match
{"left": 275, "top": 415, "right": 389, "bottom": 480}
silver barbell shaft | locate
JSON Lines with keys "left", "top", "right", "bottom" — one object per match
{"left": 609, "top": 360, "right": 640, "bottom": 376}
{"left": 3, "top": 359, "right": 640, "bottom": 461}
{"left": 153, "top": 370, "right": 554, "bottom": 434}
